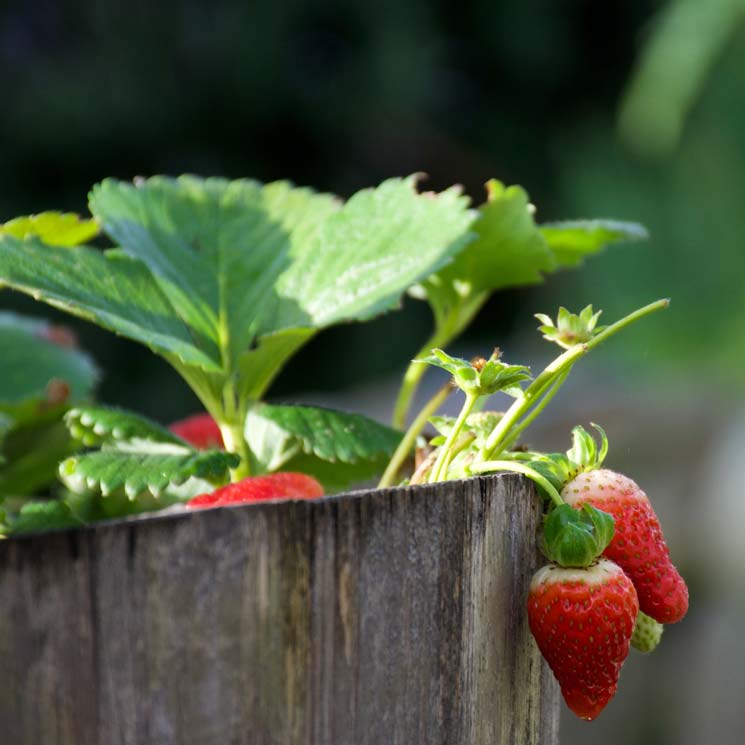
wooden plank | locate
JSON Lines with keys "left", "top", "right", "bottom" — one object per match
{"left": 0, "top": 474, "right": 559, "bottom": 745}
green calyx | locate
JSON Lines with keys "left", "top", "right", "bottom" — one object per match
{"left": 631, "top": 611, "right": 664, "bottom": 653}
{"left": 535, "top": 305, "right": 605, "bottom": 349}
{"left": 528, "top": 425, "right": 614, "bottom": 567}
{"left": 541, "top": 503, "right": 615, "bottom": 568}
{"left": 418, "top": 347, "right": 532, "bottom": 398}
{"left": 518, "top": 423, "right": 610, "bottom": 495}
{"left": 567, "top": 423, "right": 608, "bottom": 471}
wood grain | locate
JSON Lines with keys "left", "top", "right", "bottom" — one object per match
{"left": 0, "top": 473, "right": 559, "bottom": 745}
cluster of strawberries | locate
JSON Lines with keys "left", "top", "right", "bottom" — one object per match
{"left": 528, "top": 463, "right": 688, "bottom": 720}
{"left": 171, "top": 413, "right": 687, "bottom": 722}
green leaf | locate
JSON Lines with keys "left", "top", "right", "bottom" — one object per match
{"left": 582, "top": 503, "right": 616, "bottom": 555}
{"left": 5, "top": 499, "right": 84, "bottom": 535}
{"left": 90, "top": 175, "right": 473, "bottom": 373}
{"left": 539, "top": 219, "right": 648, "bottom": 267}
{"left": 4, "top": 176, "right": 475, "bottom": 420}
{"left": 0, "top": 312, "right": 99, "bottom": 417}
{"left": 245, "top": 403, "right": 402, "bottom": 489}
{"left": 417, "top": 348, "right": 476, "bottom": 379}
{"left": 65, "top": 405, "right": 187, "bottom": 449}
{"left": 244, "top": 407, "right": 299, "bottom": 473}
{"left": 235, "top": 327, "right": 315, "bottom": 401}
{"left": 413, "top": 180, "right": 555, "bottom": 333}
{"left": 272, "top": 176, "right": 475, "bottom": 329}
{"left": 435, "top": 180, "right": 556, "bottom": 293}
{"left": 411, "top": 186, "right": 645, "bottom": 344}
{"left": 566, "top": 424, "right": 609, "bottom": 471}
{"left": 0, "top": 415, "right": 77, "bottom": 497}
{"left": 542, "top": 503, "right": 615, "bottom": 568}
{"left": 60, "top": 448, "right": 238, "bottom": 501}
{"left": 277, "top": 453, "right": 386, "bottom": 493}
{"left": 417, "top": 348, "right": 531, "bottom": 398}
{"left": 1, "top": 212, "right": 99, "bottom": 247}
{"left": 89, "top": 176, "right": 341, "bottom": 369}
{"left": 0, "top": 240, "right": 221, "bottom": 371}
{"left": 430, "top": 411, "right": 503, "bottom": 449}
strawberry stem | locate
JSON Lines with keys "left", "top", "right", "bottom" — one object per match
{"left": 469, "top": 460, "right": 564, "bottom": 507}
{"left": 479, "top": 344, "right": 586, "bottom": 461}
{"left": 392, "top": 331, "right": 447, "bottom": 430}
{"left": 429, "top": 391, "right": 479, "bottom": 483}
{"left": 480, "top": 299, "right": 669, "bottom": 462}
{"left": 392, "top": 291, "right": 486, "bottom": 428}
{"left": 379, "top": 382, "right": 453, "bottom": 488}
{"left": 586, "top": 298, "right": 669, "bottom": 352}
{"left": 498, "top": 367, "right": 570, "bottom": 453}
{"left": 219, "top": 419, "right": 251, "bottom": 481}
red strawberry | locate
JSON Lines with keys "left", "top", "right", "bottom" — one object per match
{"left": 527, "top": 558, "right": 639, "bottom": 720}
{"left": 169, "top": 413, "right": 224, "bottom": 450}
{"left": 561, "top": 469, "right": 688, "bottom": 624}
{"left": 187, "top": 472, "right": 324, "bottom": 508}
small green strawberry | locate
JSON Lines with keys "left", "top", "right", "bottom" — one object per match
{"left": 630, "top": 610, "right": 664, "bottom": 653}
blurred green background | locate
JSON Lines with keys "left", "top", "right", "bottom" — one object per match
{"left": 2, "top": 0, "right": 743, "bottom": 742}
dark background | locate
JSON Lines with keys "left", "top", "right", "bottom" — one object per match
{"left": 2, "top": 1, "right": 744, "bottom": 742}
{"left": 0, "top": 0, "right": 656, "bottom": 419}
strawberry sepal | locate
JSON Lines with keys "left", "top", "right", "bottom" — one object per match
{"left": 542, "top": 503, "right": 615, "bottom": 568}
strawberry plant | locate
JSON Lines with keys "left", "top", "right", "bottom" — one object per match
{"left": 383, "top": 302, "right": 688, "bottom": 719}
{"left": 0, "top": 173, "right": 686, "bottom": 721}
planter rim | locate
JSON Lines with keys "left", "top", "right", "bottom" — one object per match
{"left": 3, "top": 472, "right": 520, "bottom": 542}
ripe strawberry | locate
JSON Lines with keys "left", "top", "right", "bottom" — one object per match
{"left": 527, "top": 558, "right": 639, "bottom": 720}
{"left": 187, "top": 472, "right": 324, "bottom": 508}
{"left": 169, "top": 413, "right": 224, "bottom": 450}
{"left": 561, "top": 469, "right": 688, "bottom": 624}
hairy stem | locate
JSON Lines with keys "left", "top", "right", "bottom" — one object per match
{"left": 480, "top": 298, "right": 669, "bottom": 461}
{"left": 480, "top": 344, "right": 587, "bottom": 461}
{"left": 587, "top": 298, "right": 669, "bottom": 351}
{"left": 429, "top": 391, "right": 479, "bottom": 483}
{"left": 498, "top": 367, "right": 570, "bottom": 453}
{"left": 379, "top": 383, "right": 452, "bottom": 488}
{"left": 392, "top": 291, "right": 487, "bottom": 429}
{"left": 469, "top": 460, "right": 564, "bottom": 507}
{"left": 219, "top": 418, "right": 251, "bottom": 482}
{"left": 392, "top": 329, "right": 450, "bottom": 430}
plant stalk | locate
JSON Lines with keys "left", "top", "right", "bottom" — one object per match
{"left": 219, "top": 419, "right": 252, "bottom": 482}
{"left": 392, "top": 291, "right": 487, "bottom": 429}
{"left": 480, "top": 299, "right": 669, "bottom": 461}
{"left": 429, "top": 391, "right": 479, "bottom": 483}
{"left": 479, "top": 344, "right": 587, "bottom": 461}
{"left": 378, "top": 383, "right": 452, "bottom": 488}
{"left": 469, "top": 460, "right": 564, "bottom": 507}
{"left": 391, "top": 329, "right": 449, "bottom": 431}
{"left": 498, "top": 367, "right": 570, "bottom": 453}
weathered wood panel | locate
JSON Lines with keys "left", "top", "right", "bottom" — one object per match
{"left": 0, "top": 473, "right": 559, "bottom": 745}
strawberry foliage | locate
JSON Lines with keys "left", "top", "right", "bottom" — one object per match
{"left": 0, "top": 312, "right": 98, "bottom": 503}
{"left": 392, "top": 182, "right": 647, "bottom": 427}
{"left": 0, "top": 211, "right": 99, "bottom": 247}
{"left": 0, "top": 173, "right": 687, "bottom": 723}
{"left": 0, "top": 172, "right": 645, "bottom": 534}
{"left": 245, "top": 404, "right": 402, "bottom": 490}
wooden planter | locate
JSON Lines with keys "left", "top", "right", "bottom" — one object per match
{"left": 0, "top": 473, "right": 559, "bottom": 745}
